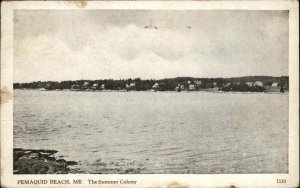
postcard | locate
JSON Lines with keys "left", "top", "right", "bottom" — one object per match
{"left": 1, "top": 1, "right": 299, "bottom": 187}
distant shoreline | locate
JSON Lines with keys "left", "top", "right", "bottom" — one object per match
{"left": 13, "top": 76, "right": 289, "bottom": 93}
{"left": 13, "top": 88, "right": 288, "bottom": 94}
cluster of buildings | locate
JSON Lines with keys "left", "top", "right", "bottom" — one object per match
{"left": 71, "top": 82, "right": 105, "bottom": 91}
{"left": 56, "top": 80, "right": 285, "bottom": 93}
{"left": 175, "top": 80, "right": 216, "bottom": 92}
{"left": 220, "top": 81, "right": 285, "bottom": 92}
{"left": 172, "top": 80, "right": 284, "bottom": 93}
{"left": 70, "top": 82, "right": 140, "bottom": 91}
{"left": 125, "top": 83, "right": 136, "bottom": 90}
{"left": 222, "top": 81, "right": 264, "bottom": 89}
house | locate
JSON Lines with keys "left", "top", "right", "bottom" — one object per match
{"left": 194, "top": 80, "right": 202, "bottom": 85}
{"left": 130, "top": 83, "right": 135, "bottom": 88}
{"left": 265, "top": 82, "right": 280, "bottom": 93}
{"left": 220, "top": 82, "right": 232, "bottom": 91}
{"left": 101, "top": 84, "right": 105, "bottom": 90}
{"left": 188, "top": 84, "right": 195, "bottom": 91}
{"left": 272, "top": 82, "right": 279, "bottom": 87}
{"left": 91, "top": 83, "right": 98, "bottom": 90}
{"left": 224, "top": 83, "right": 231, "bottom": 87}
{"left": 152, "top": 83, "right": 159, "bottom": 91}
{"left": 71, "top": 84, "right": 80, "bottom": 91}
{"left": 254, "top": 81, "right": 263, "bottom": 87}
{"left": 81, "top": 82, "right": 89, "bottom": 90}
{"left": 125, "top": 83, "right": 135, "bottom": 91}
{"left": 246, "top": 82, "right": 253, "bottom": 87}
{"left": 175, "top": 84, "right": 184, "bottom": 92}
{"left": 252, "top": 81, "right": 264, "bottom": 92}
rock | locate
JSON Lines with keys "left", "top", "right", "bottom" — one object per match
{"left": 13, "top": 148, "right": 79, "bottom": 174}
{"left": 56, "top": 159, "right": 66, "bottom": 164}
{"left": 66, "top": 161, "right": 77, "bottom": 166}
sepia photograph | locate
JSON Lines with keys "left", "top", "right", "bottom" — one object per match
{"left": 12, "top": 8, "right": 290, "bottom": 174}
{"left": 1, "top": 1, "right": 299, "bottom": 187}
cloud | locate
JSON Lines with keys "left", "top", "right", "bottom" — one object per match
{"left": 14, "top": 10, "right": 289, "bottom": 82}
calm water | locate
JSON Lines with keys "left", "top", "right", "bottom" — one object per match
{"left": 13, "top": 90, "right": 288, "bottom": 174}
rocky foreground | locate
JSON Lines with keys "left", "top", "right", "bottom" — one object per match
{"left": 13, "top": 148, "right": 80, "bottom": 174}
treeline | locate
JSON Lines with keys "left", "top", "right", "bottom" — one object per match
{"left": 13, "top": 76, "right": 288, "bottom": 92}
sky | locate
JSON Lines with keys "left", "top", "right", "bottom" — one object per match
{"left": 14, "top": 10, "right": 288, "bottom": 83}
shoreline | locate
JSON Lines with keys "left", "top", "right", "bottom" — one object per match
{"left": 13, "top": 148, "right": 81, "bottom": 174}
{"left": 13, "top": 88, "right": 288, "bottom": 94}
{"left": 13, "top": 148, "right": 143, "bottom": 174}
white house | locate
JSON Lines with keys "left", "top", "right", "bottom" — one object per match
{"left": 272, "top": 82, "right": 279, "bottom": 87}
{"left": 152, "top": 83, "right": 159, "bottom": 89}
{"left": 254, "top": 81, "right": 263, "bottom": 87}
{"left": 82, "top": 82, "right": 89, "bottom": 90}
{"left": 130, "top": 83, "right": 135, "bottom": 88}
{"left": 189, "top": 84, "right": 195, "bottom": 91}
{"left": 91, "top": 83, "right": 98, "bottom": 90}
{"left": 194, "top": 80, "right": 202, "bottom": 85}
{"left": 246, "top": 82, "right": 253, "bottom": 87}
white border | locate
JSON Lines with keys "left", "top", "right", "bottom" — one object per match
{"left": 1, "top": 1, "right": 299, "bottom": 187}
